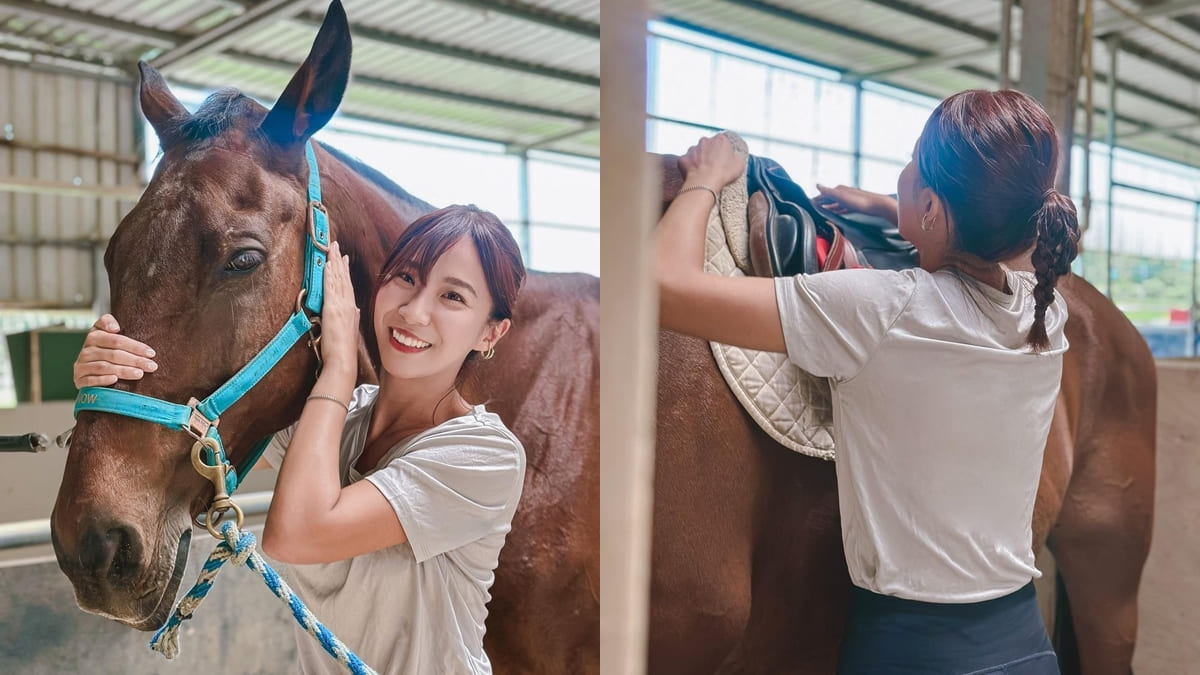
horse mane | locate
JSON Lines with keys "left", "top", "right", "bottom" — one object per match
{"left": 317, "top": 143, "right": 435, "bottom": 214}
{"left": 176, "top": 88, "right": 262, "bottom": 142}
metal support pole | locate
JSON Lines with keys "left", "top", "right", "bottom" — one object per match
{"left": 1106, "top": 35, "right": 1119, "bottom": 300}
{"left": 517, "top": 151, "right": 532, "bottom": 264}
{"left": 1000, "top": 0, "right": 1013, "bottom": 87}
{"left": 851, "top": 83, "right": 863, "bottom": 187}
{"left": 1192, "top": 202, "right": 1199, "bottom": 357}
{"left": 1080, "top": 0, "right": 1099, "bottom": 277}
{"left": 601, "top": 0, "right": 657, "bottom": 672}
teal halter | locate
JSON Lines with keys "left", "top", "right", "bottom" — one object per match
{"left": 73, "top": 141, "right": 331, "bottom": 537}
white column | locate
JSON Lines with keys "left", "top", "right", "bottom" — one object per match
{"left": 600, "top": 0, "right": 658, "bottom": 673}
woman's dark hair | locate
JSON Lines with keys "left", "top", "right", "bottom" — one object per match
{"left": 915, "top": 89, "right": 1080, "bottom": 351}
{"left": 365, "top": 204, "right": 526, "bottom": 369}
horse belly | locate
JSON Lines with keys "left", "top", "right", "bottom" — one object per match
{"left": 649, "top": 332, "right": 849, "bottom": 673}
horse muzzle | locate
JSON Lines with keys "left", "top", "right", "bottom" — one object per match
{"left": 50, "top": 510, "right": 191, "bottom": 631}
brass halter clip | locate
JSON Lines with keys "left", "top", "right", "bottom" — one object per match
{"left": 191, "top": 436, "right": 244, "bottom": 539}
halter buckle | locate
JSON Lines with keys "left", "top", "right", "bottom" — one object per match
{"left": 182, "top": 397, "right": 219, "bottom": 441}
{"left": 308, "top": 200, "right": 330, "bottom": 254}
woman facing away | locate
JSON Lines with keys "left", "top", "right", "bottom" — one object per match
{"left": 657, "top": 89, "right": 1079, "bottom": 674}
{"left": 73, "top": 205, "right": 527, "bottom": 674}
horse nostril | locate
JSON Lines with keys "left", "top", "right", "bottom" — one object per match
{"left": 78, "top": 525, "right": 142, "bottom": 581}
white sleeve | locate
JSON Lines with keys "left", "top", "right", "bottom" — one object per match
{"left": 365, "top": 425, "right": 524, "bottom": 563}
{"left": 259, "top": 423, "right": 296, "bottom": 469}
{"left": 773, "top": 268, "right": 918, "bottom": 380}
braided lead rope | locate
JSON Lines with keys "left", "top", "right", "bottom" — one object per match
{"left": 150, "top": 520, "right": 377, "bottom": 675}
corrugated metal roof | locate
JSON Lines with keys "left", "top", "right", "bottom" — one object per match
{"left": 655, "top": 0, "right": 1200, "bottom": 170}
{"left": 0, "top": 0, "right": 598, "bottom": 156}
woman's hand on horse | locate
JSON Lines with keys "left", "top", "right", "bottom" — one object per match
{"left": 319, "top": 240, "right": 359, "bottom": 377}
{"left": 72, "top": 314, "right": 158, "bottom": 388}
{"left": 680, "top": 133, "right": 746, "bottom": 189}
{"left": 814, "top": 184, "right": 899, "bottom": 225}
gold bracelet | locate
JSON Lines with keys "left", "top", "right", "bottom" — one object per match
{"left": 307, "top": 394, "right": 350, "bottom": 413}
{"left": 678, "top": 184, "right": 718, "bottom": 204}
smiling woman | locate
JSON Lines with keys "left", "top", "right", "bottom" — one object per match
{"left": 72, "top": 203, "right": 531, "bottom": 674}
{"left": 256, "top": 205, "right": 528, "bottom": 673}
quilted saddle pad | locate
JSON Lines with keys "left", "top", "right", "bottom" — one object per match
{"left": 701, "top": 132, "right": 836, "bottom": 461}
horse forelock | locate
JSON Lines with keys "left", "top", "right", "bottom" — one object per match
{"left": 165, "top": 88, "right": 267, "bottom": 145}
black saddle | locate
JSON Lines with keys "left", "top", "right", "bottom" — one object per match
{"left": 745, "top": 155, "right": 917, "bottom": 276}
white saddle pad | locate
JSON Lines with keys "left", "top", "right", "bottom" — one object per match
{"left": 702, "top": 132, "right": 836, "bottom": 461}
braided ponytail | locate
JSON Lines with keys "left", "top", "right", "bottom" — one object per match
{"left": 1027, "top": 189, "right": 1080, "bottom": 351}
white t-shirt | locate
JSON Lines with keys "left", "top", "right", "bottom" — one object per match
{"left": 773, "top": 267, "right": 1067, "bottom": 603}
{"left": 261, "top": 385, "right": 525, "bottom": 674}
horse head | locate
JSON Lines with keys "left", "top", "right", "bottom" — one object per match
{"left": 49, "top": 0, "right": 369, "bottom": 629}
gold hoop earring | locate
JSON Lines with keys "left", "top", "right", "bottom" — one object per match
{"left": 921, "top": 213, "right": 935, "bottom": 232}
{"left": 481, "top": 346, "right": 495, "bottom": 360}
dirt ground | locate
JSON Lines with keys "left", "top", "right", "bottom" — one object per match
{"left": 1133, "top": 360, "right": 1200, "bottom": 674}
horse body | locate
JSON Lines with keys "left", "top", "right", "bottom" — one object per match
{"left": 650, "top": 156, "right": 1155, "bottom": 674}
{"left": 51, "top": 4, "right": 597, "bottom": 672}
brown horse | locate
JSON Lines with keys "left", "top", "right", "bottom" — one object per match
{"left": 49, "top": 4, "right": 598, "bottom": 673}
{"left": 650, "top": 155, "right": 1156, "bottom": 674}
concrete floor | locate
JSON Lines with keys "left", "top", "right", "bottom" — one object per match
{"left": 0, "top": 521, "right": 298, "bottom": 674}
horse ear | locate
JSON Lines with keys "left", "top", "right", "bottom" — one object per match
{"left": 260, "top": 0, "right": 351, "bottom": 147}
{"left": 137, "top": 61, "right": 188, "bottom": 147}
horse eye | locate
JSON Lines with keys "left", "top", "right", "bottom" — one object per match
{"left": 225, "top": 249, "right": 264, "bottom": 272}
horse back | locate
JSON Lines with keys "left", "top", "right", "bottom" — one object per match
{"left": 1057, "top": 273, "right": 1156, "bottom": 433}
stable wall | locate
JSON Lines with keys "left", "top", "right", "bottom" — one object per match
{"left": 1134, "top": 360, "right": 1200, "bottom": 673}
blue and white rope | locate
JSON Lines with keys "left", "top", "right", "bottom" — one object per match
{"left": 150, "top": 520, "right": 377, "bottom": 675}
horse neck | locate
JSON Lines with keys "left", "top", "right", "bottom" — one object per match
{"left": 312, "top": 144, "right": 431, "bottom": 281}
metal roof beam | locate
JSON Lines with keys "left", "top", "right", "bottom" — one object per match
{"left": 1111, "top": 37, "right": 1200, "bottom": 89}
{"left": 0, "top": 48, "right": 131, "bottom": 83}
{"left": 226, "top": 51, "right": 597, "bottom": 123}
{"left": 1118, "top": 117, "right": 1200, "bottom": 140}
{"left": 152, "top": 0, "right": 310, "bottom": 70}
{"left": 293, "top": 11, "right": 598, "bottom": 87}
{"left": 855, "top": 0, "right": 1200, "bottom": 77}
{"left": 857, "top": 0, "right": 994, "bottom": 41}
{"left": 839, "top": 3, "right": 1200, "bottom": 123}
{"left": 0, "top": 0, "right": 177, "bottom": 48}
{"left": 1090, "top": 69, "right": 1200, "bottom": 117}
{"left": 507, "top": 121, "right": 599, "bottom": 153}
{"left": 438, "top": 0, "right": 598, "bottom": 39}
{"left": 719, "top": 0, "right": 932, "bottom": 57}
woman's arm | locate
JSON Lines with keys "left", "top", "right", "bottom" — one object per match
{"left": 813, "top": 184, "right": 899, "bottom": 225}
{"left": 656, "top": 133, "right": 786, "bottom": 353}
{"left": 262, "top": 240, "right": 407, "bottom": 564}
